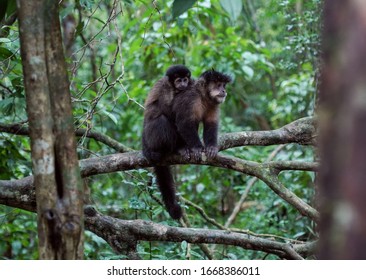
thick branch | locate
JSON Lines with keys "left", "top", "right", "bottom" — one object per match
{"left": 0, "top": 176, "right": 35, "bottom": 211}
{"left": 85, "top": 209, "right": 307, "bottom": 259}
{"left": 1, "top": 151, "right": 319, "bottom": 221}
{"left": 219, "top": 117, "right": 316, "bottom": 149}
{"left": 0, "top": 116, "right": 318, "bottom": 257}
{"left": 0, "top": 116, "right": 315, "bottom": 153}
{"left": 0, "top": 184, "right": 315, "bottom": 259}
{"left": 263, "top": 161, "right": 318, "bottom": 173}
{"left": 0, "top": 123, "right": 132, "bottom": 153}
{"left": 0, "top": 191, "right": 313, "bottom": 259}
{"left": 0, "top": 155, "right": 317, "bottom": 258}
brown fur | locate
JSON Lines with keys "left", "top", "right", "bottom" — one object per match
{"left": 144, "top": 77, "right": 176, "bottom": 120}
{"left": 141, "top": 67, "right": 231, "bottom": 220}
{"left": 142, "top": 65, "right": 193, "bottom": 220}
{"left": 172, "top": 70, "right": 232, "bottom": 159}
{"left": 204, "top": 107, "right": 219, "bottom": 124}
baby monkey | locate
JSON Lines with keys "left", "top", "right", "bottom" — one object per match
{"left": 142, "top": 64, "right": 193, "bottom": 162}
{"left": 142, "top": 65, "right": 193, "bottom": 219}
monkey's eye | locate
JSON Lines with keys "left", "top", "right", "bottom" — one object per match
{"left": 183, "top": 77, "right": 188, "bottom": 83}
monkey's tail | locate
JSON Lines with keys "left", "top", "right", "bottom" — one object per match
{"left": 154, "top": 166, "right": 182, "bottom": 219}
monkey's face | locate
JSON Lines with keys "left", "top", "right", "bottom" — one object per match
{"left": 208, "top": 82, "right": 227, "bottom": 104}
{"left": 174, "top": 76, "right": 190, "bottom": 90}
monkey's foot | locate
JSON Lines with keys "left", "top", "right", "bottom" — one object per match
{"left": 205, "top": 146, "right": 219, "bottom": 159}
{"left": 177, "top": 147, "right": 191, "bottom": 160}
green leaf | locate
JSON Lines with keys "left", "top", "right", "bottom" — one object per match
{"left": 0, "top": 98, "right": 14, "bottom": 115}
{"left": 0, "top": 38, "right": 11, "bottom": 43}
{"left": 6, "top": 0, "right": 16, "bottom": 17}
{"left": 101, "top": 109, "right": 118, "bottom": 124}
{"left": 180, "top": 240, "right": 188, "bottom": 251}
{"left": 0, "top": 47, "right": 14, "bottom": 60}
{"left": 219, "top": 0, "right": 243, "bottom": 22}
{"left": 172, "top": 0, "right": 197, "bottom": 18}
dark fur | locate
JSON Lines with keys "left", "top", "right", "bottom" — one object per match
{"left": 166, "top": 64, "right": 191, "bottom": 86}
{"left": 142, "top": 65, "right": 193, "bottom": 219}
{"left": 142, "top": 67, "right": 231, "bottom": 220}
{"left": 173, "top": 69, "right": 232, "bottom": 159}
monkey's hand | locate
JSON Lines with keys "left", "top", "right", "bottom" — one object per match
{"left": 189, "top": 146, "right": 204, "bottom": 161}
{"left": 205, "top": 146, "right": 219, "bottom": 159}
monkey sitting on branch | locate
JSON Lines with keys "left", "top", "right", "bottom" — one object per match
{"left": 142, "top": 65, "right": 193, "bottom": 162}
{"left": 142, "top": 66, "right": 232, "bottom": 219}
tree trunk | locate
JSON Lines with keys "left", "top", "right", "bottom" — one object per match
{"left": 318, "top": 0, "right": 366, "bottom": 259}
{"left": 17, "top": 0, "right": 84, "bottom": 259}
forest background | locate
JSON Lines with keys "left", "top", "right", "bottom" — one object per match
{"left": 0, "top": 0, "right": 323, "bottom": 259}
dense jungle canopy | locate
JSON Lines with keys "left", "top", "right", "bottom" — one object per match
{"left": 1, "top": 0, "right": 365, "bottom": 260}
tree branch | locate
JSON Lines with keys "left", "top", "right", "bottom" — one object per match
{"left": 219, "top": 116, "right": 316, "bottom": 149}
{"left": 0, "top": 116, "right": 315, "bottom": 153}
{"left": 0, "top": 176, "right": 35, "bottom": 212}
{"left": 0, "top": 116, "right": 318, "bottom": 258}
{"left": 0, "top": 149, "right": 319, "bottom": 221}
{"left": 0, "top": 188, "right": 314, "bottom": 260}
{"left": 84, "top": 207, "right": 309, "bottom": 260}
{"left": 225, "top": 145, "right": 285, "bottom": 228}
{"left": 0, "top": 122, "right": 133, "bottom": 153}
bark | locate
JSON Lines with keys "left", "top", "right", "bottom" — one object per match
{"left": 318, "top": 0, "right": 366, "bottom": 259}
{"left": 0, "top": 116, "right": 315, "bottom": 152}
{"left": 0, "top": 150, "right": 319, "bottom": 222}
{"left": 17, "top": 0, "right": 83, "bottom": 259}
{"left": 219, "top": 117, "right": 316, "bottom": 149}
{"left": 0, "top": 123, "right": 133, "bottom": 153}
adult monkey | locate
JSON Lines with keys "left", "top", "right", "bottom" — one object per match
{"left": 142, "top": 65, "right": 193, "bottom": 219}
{"left": 142, "top": 67, "right": 232, "bottom": 219}
{"left": 173, "top": 69, "right": 232, "bottom": 160}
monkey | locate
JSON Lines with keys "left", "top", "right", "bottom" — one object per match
{"left": 142, "top": 65, "right": 194, "bottom": 219}
{"left": 142, "top": 64, "right": 193, "bottom": 161}
{"left": 172, "top": 69, "right": 232, "bottom": 160}
{"left": 142, "top": 67, "right": 232, "bottom": 220}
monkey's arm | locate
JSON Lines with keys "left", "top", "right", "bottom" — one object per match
{"left": 203, "top": 120, "right": 219, "bottom": 158}
{"left": 175, "top": 117, "right": 203, "bottom": 148}
{"left": 203, "top": 121, "right": 218, "bottom": 146}
{"left": 174, "top": 114, "right": 203, "bottom": 161}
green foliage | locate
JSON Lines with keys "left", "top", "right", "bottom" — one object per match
{"left": 0, "top": 206, "right": 38, "bottom": 259}
{"left": 220, "top": 0, "right": 243, "bottom": 22}
{"left": 0, "top": 0, "right": 16, "bottom": 22}
{"left": 172, "top": 0, "right": 197, "bottom": 18}
{"left": 0, "top": 0, "right": 321, "bottom": 259}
